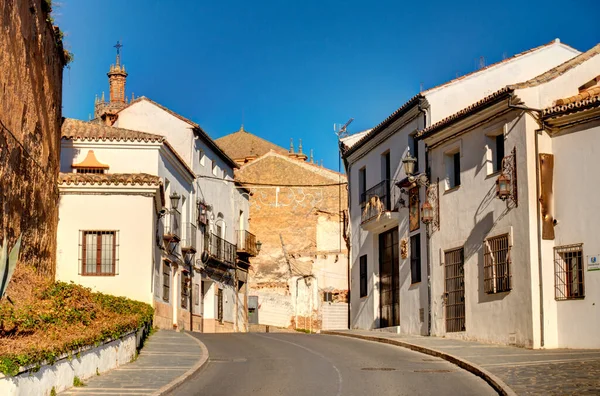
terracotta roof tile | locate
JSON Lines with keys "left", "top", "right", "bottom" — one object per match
{"left": 343, "top": 39, "right": 575, "bottom": 159}
{"left": 117, "top": 97, "right": 239, "bottom": 169}
{"left": 58, "top": 172, "right": 162, "bottom": 186}
{"left": 543, "top": 92, "right": 600, "bottom": 118}
{"left": 62, "top": 118, "right": 164, "bottom": 142}
{"left": 510, "top": 43, "right": 600, "bottom": 89}
{"left": 416, "top": 87, "right": 513, "bottom": 139}
{"left": 215, "top": 126, "right": 288, "bottom": 160}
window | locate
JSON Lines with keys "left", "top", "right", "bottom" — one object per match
{"left": 359, "top": 255, "right": 368, "bottom": 297}
{"left": 445, "top": 151, "right": 461, "bottom": 189}
{"left": 181, "top": 271, "right": 190, "bottom": 309}
{"left": 554, "top": 244, "right": 584, "bottom": 300}
{"left": 408, "top": 132, "right": 418, "bottom": 171}
{"left": 217, "top": 288, "right": 223, "bottom": 322}
{"left": 323, "top": 292, "right": 333, "bottom": 302}
{"left": 194, "top": 284, "right": 200, "bottom": 306}
{"left": 199, "top": 149, "right": 205, "bottom": 166}
{"left": 487, "top": 133, "right": 505, "bottom": 174}
{"left": 410, "top": 234, "right": 421, "bottom": 284}
{"left": 484, "top": 234, "right": 511, "bottom": 293}
{"left": 162, "top": 261, "right": 171, "bottom": 302}
{"left": 80, "top": 231, "right": 118, "bottom": 276}
{"left": 359, "top": 167, "right": 366, "bottom": 205}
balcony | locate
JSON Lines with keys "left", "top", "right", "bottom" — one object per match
{"left": 237, "top": 230, "right": 258, "bottom": 257}
{"left": 181, "top": 222, "right": 197, "bottom": 253}
{"left": 163, "top": 209, "right": 181, "bottom": 241}
{"left": 205, "top": 232, "right": 236, "bottom": 267}
{"left": 360, "top": 179, "right": 399, "bottom": 231}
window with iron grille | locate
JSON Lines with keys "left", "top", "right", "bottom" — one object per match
{"left": 323, "top": 291, "right": 333, "bottom": 302}
{"left": 359, "top": 255, "right": 368, "bottom": 297}
{"left": 484, "top": 234, "right": 511, "bottom": 293}
{"left": 76, "top": 168, "right": 106, "bottom": 174}
{"left": 554, "top": 244, "right": 584, "bottom": 300}
{"left": 162, "top": 261, "right": 171, "bottom": 302}
{"left": 181, "top": 272, "right": 190, "bottom": 310}
{"left": 79, "top": 231, "right": 118, "bottom": 276}
{"left": 410, "top": 234, "right": 421, "bottom": 284}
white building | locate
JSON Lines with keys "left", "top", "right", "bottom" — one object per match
{"left": 341, "top": 39, "right": 581, "bottom": 335}
{"left": 56, "top": 52, "right": 254, "bottom": 333}
{"left": 418, "top": 43, "right": 600, "bottom": 348}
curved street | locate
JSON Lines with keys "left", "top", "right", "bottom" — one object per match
{"left": 168, "top": 333, "right": 496, "bottom": 396}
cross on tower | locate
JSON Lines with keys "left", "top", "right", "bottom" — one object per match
{"left": 114, "top": 40, "right": 123, "bottom": 65}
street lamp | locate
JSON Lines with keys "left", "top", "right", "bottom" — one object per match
{"left": 496, "top": 173, "right": 511, "bottom": 201}
{"left": 170, "top": 192, "right": 180, "bottom": 210}
{"left": 402, "top": 151, "right": 417, "bottom": 176}
{"left": 421, "top": 200, "right": 434, "bottom": 224}
{"left": 256, "top": 240, "right": 262, "bottom": 254}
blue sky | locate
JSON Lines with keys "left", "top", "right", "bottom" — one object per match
{"left": 58, "top": 0, "right": 599, "bottom": 170}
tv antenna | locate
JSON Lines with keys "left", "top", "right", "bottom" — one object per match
{"left": 334, "top": 118, "right": 354, "bottom": 139}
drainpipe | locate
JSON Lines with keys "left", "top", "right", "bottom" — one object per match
{"left": 418, "top": 102, "right": 433, "bottom": 337}
{"left": 507, "top": 94, "right": 545, "bottom": 347}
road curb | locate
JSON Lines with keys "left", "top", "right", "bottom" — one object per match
{"left": 321, "top": 331, "right": 517, "bottom": 396}
{"left": 153, "top": 332, "right": 210, "bottom": 396}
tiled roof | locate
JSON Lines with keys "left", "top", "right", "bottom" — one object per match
{"left": 58, "top": 173, "right": 162, "bottom": 186}
{"left": 62, "top": 118, "right": 164, "bottom": 142}
{"left": 342, "top": 94, "right": 423, "bottom": 158}
{"left": 215, "top": 126, "right": 288, "bottom": 160}
{"left": 416, "top": 87, "right": 513, "bottom": 139}
{"left": 511, "top": 43, "right": 600, "bottom": 89}
{"left": 342, "top": 39, "right": 576, "bottom": 159}
{"left": 543, "top": 88, "right": 600, "bottom": 118}
{"left": 117, "top": 97, "right": 239, "bottom": 169}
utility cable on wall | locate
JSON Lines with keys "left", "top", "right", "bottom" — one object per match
{"left": 196, "top": 174, "right": 347, "bottom": 187}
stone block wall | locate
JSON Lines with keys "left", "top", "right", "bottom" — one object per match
{"left": 0, "top": 0, "right": 65, "bottom": 277}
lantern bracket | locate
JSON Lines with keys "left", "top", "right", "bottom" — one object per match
{"left": 424, "top": 178, "right": 440, "bottom": 236}
{"left": 498, "top": 147, "right": 518, "bottom": 208}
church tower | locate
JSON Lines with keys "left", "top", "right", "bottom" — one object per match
{"left": 94, "top": 41, "right": 130, "bottom": 122}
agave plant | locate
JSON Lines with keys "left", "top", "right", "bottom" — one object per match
{"left": 0, "top": 234, "right": 22, "bottom": 300}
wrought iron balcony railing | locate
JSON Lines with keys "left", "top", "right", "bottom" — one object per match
{"left": 236, "top": 230, "right": 258, "bottom": 257}
{"left": 181, "top": 222, "right": 197, "bottom": 252}
{"left": 205, "top": 232, "right": 236, "bottom": 267}
{"left": 163, "top": 208, "right": 181, "bottom": 241}
{"left": 361, "top": 179, "right": 391, "bottom": 223}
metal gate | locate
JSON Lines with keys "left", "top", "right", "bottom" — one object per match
{"left": 379, "top": 228, "right": 399, "bottom": 327}
{"left": 444, "top": 248, "right": 465, "bottom": 332}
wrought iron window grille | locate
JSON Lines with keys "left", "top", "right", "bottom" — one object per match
{"left": 554, "top": 244, "right": 585, "bottom": 300}
{"left": 483, "top": 234, "right": 512, "bottom": 294}
{"left": 79, "top": 230, "right": 119, "bottom": 276}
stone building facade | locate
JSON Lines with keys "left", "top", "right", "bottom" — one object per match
{"left": 217, "top": 128, "right": 349, "bottom": 331}
{"left": 0, "top": 0, "right": 66, "bottom": 277}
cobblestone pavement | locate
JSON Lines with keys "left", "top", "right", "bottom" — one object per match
{"left": 327, "top": 330, "right": 600, "bottom": 396}
{"left": 61, "top": 330, "right": 205, "bottom": 396}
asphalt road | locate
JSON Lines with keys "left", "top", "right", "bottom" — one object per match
{"left": 168, "top": 332, "right": 497, "bottom": 396}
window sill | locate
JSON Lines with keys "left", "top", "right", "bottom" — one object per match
{"left": 485, "top": 170, "right": 502, "bottom": 180}
{"left": 81, "top": 273, "right": 116, "bottom": 277}
{"left": 410, "top": 281, "right": 422, "bottom": 286}
{"left": 444, "top": 185, "right": 461, "bottom": 195}
{"left": 556, "top": 296, "right": 585, "bottom": 301}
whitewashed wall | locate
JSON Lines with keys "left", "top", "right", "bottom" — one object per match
{"left": 56, "top": 193, "right": 155, "bottom": 305}
{"left": 425, "top": 41, "right": 579, "bottom": 123}
{"left": 426, "top": 111, "right": 536, "bottom": 347}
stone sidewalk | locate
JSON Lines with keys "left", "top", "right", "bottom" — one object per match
{"left": 323, "top": 330, "right": 600, "bottom": 396}
{"left": 61, "top": 330, "right": 207, "bottom": 396}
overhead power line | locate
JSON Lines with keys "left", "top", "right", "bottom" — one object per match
{"left": 196, "top": 174, "right": 347, "bottom": 187}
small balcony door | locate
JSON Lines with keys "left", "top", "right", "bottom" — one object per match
{"left": 379, "top": 228, "right": 399, "bottom": 327}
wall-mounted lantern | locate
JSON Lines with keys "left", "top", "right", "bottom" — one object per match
{"left": 496, "top": 173, "right": 511, "bottom": 201}
{"left": 421, "top": 200, "right": 434, "bottom": 224}
{"left": 402, "top": 151, "right": 417, "bottom": 176}
{"left": 170, "top": 192, "right": 181, "bottom": 210}
{"left": 495, "top": 147, "right": 518, "bottom": 207}
{"left": 256, "top": 240, "right": 262, "bottom": 254}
